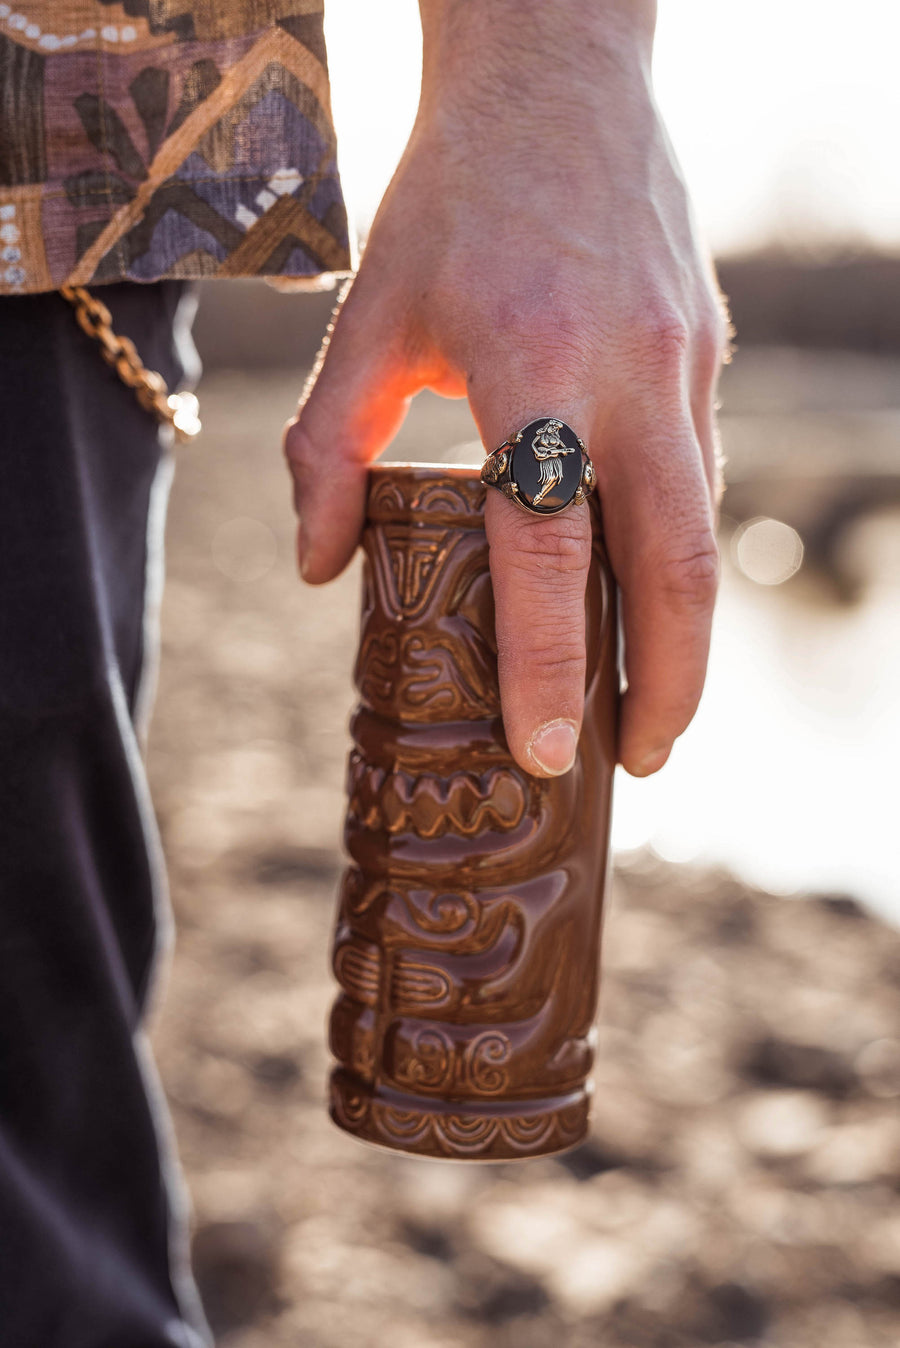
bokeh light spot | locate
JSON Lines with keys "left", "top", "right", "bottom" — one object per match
{"left": 855, "top": 1038, "right": 900, "bottom": 1098}
{"left": 733, "top": 517, "right": 804, "bottom": 586}
{"left": 211, "top": 516, "right": 277, "bottom": 583}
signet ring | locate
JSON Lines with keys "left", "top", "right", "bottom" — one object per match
{"left": 480, "top": 417, "right": 595, "bottom": 516}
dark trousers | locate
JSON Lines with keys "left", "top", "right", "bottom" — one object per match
{"left": 0, "top": 284, "right": 212, "bottom": 1348}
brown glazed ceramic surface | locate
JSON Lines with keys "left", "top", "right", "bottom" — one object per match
{"left": 327, "top": 464, "right": 618, "bottom": 1161}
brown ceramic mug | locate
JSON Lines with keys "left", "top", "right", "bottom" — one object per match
{"left": 327, "top": 463, "right": 618, "bottom": 1161}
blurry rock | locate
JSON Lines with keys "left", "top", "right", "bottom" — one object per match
{"left": 703, "top": 1280, "right": 772, "bottom": 1343}
{"left": 555, "top": 1137, "right": 629, "bottom": 1181}
{"left": 738, "top": 1035, "right": 857, "bottom": 1098}
{"left": 250, "top": 845, "right": 341, "bottom": 887}
{"left": 576, "top": 1304, "right": 678, "bottom": 1348}
{"left": 803, "top": 1117, "right": 900, "bottom": 1185}
{"left": 466, "top": 1179, "right": 689, "bottom": 1318}
{"left": 188, "top": 1169, "right": 266, "bottom": 1225}
{"left": 249, "top": 1051, "right": 303, "bottom": 1090}
{"left": 639, "top": 1011, "right": 731, "bottom": 1106}
{"left": 397, "top": 1215, "right": 455, "bottom": 1263}
{"left": 779, "top": 1299, "right": 871, "bottom": 1348}
{"left": 635, "top": 1276, "right": 772, "bottom": 1347}
{"left": 282, "top": 1222, "right": 455, "bottom": 1315}
{"left": 713, "top": 894, "right": 760, "bottom": 944}
{"left": 863, "top": 1214, "right": 900, "bottom": 1277}
{"left": 485, "top": 1318, "right": 567, "bottom": 1348}
{"left": 582, "top": 1083, "right": 669, "bottom": 1173}
{"left": 544, "top": 1235, "right": 645, "bottom": 1316}
{"left": 674, "top": 1118, "right": 747, "bottom": 1190}
{"left": 577, "top": 1171, "right": 659, "bottom": 1233}
{"left": 735, "top": 1179, "right": 825, "bottom": 1245}
{"left": 816, "top": 894, "right": 868, "bottom": 921}
{"left": 603, "top": 906, "right": 679, "bottom": 972}
{"left": 453, "top": 1250, "right": 552, "bottom": 1323}
{"left": 171, "top": 1053, "right": 253, "bottom": 1121}
{"left": 468, "top": 1190, "right": 580, "bottom": 1278}
{"left": 192, "top": 1219, "right": 282, "bottom": 1334}
{"left": 735, "top": 1090, "right": 830, "bottom": 1160}
{"left": 393, "top": 1154, "right": 481, "bottom": 1226}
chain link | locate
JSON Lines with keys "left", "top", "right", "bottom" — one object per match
{"left": 60, "top": 284, "right": 201, "bottom": 443}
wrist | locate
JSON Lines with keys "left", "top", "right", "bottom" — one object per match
{"left": 418, "top": 0, "right": 656, "bottom": 110}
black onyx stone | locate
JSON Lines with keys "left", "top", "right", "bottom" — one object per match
{"left": 509, "top": 418, "right": 584, "bottom": 514}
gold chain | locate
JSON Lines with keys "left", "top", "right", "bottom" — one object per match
{"left": 60, "top": 284, "right": 201, "bottom": 443}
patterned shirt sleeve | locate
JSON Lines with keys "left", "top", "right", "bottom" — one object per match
{"left": 0, "top": 0, "right": 351, "bottom": 294}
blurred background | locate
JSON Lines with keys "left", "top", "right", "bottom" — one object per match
{"left": 146, "top": 3, "right": 900, "bottom": 1345}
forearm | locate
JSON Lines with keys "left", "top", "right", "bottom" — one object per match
{"left": 418, "top": 0, "right": 657, "bottom": 113}
{"left": 288, "top": 0, "right": 724, "bottom": 781}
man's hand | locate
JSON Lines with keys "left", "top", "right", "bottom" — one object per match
{"left": 284, "top": 0, "right": 727, "bottom": 778}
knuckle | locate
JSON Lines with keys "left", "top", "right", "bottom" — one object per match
{"left": 512, "top": 317, "right": 591, "bottom": 377}
{"left": 503, "top": 621, "right": 585, "bottom": 683}
{"left": 693, "top": 296, "right": 729, "bottom": 372}
{"left": 518, "top": 338, "right": 593, "bottom": 391}
{"left": 654, "top": 533, "right": 720, "bottom": 607}
{"left": 502, "top": 514, "right": 593, "bottom": 580}
{"left": 528, "top": 646, "right": 586, "bottom": 685}
{"left": 282, "top": 419, "right": 314, "bottom": 476}
{"left": 468, "top": 286, "right": 596, "bottom": 388}
{"left": 632, "top": 304, "right": 691, "bottom": 374}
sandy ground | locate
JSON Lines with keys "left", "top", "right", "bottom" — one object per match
{"left": 146, "top": 368, "right": 900, "bottom": 1348}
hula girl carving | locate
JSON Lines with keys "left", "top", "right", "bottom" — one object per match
{"left": 531, "top": 419, "right": 575, "bottom": 505}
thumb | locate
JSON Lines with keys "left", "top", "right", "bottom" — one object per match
{"left": 283, "top": 279, "right": 414, "bottom": 584}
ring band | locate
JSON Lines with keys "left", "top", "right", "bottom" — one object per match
{"left": 481, "top": 417, "right": 595, "bottom": 516}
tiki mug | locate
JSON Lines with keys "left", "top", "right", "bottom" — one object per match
{"left": 327, "top": 463, "right": 618, "bottom": 1161}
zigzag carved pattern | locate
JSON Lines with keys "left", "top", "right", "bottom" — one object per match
{"left": 346, "top": 752, "right": 528, "bottom": 839}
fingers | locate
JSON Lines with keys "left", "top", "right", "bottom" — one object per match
{"left": 283, "top": 280, "right": 415, "bottom": 584}
{"left": 599, "top": 410, "right": 719, "bottom": 777}
{"left": 689, "top": 295, "right": 729, "bottom": 514}
{"left": 485, "top": 416, "right": 716, "bottom": 783}
{"left": 485, "top": 484, "right": 593, "bottom": 779}
{"left": 286, "top": 273, "right": 721, "bottom": 785}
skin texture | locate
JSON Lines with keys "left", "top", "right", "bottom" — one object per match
{"left": 284, "top": 0, "right": 728, "bottom": 779}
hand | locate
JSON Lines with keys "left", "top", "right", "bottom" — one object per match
{"left": 284, "top": 0, "right": 727, "bottom": 778}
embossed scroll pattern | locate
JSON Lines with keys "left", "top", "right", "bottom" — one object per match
{"left": 327, "top": 464, "right": 618, "bottom": 1161}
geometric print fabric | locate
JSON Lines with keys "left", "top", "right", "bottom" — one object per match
{"left": 0, "top": 1, "right": 350, "bottom": 293}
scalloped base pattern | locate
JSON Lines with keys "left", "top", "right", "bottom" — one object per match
{"left": 328, "top": 1070, "right": 589, "bottom": 1162}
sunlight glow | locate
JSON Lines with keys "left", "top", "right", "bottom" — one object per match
{"left": 325, "top": 0, "right": 900, "bottom": 254}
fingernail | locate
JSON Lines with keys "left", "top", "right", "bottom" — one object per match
{"left": 528, "top": 719, "right": 578, "bottom": 776}
{"left": 633, "top": 745, "right": 671, "bottom": 777}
